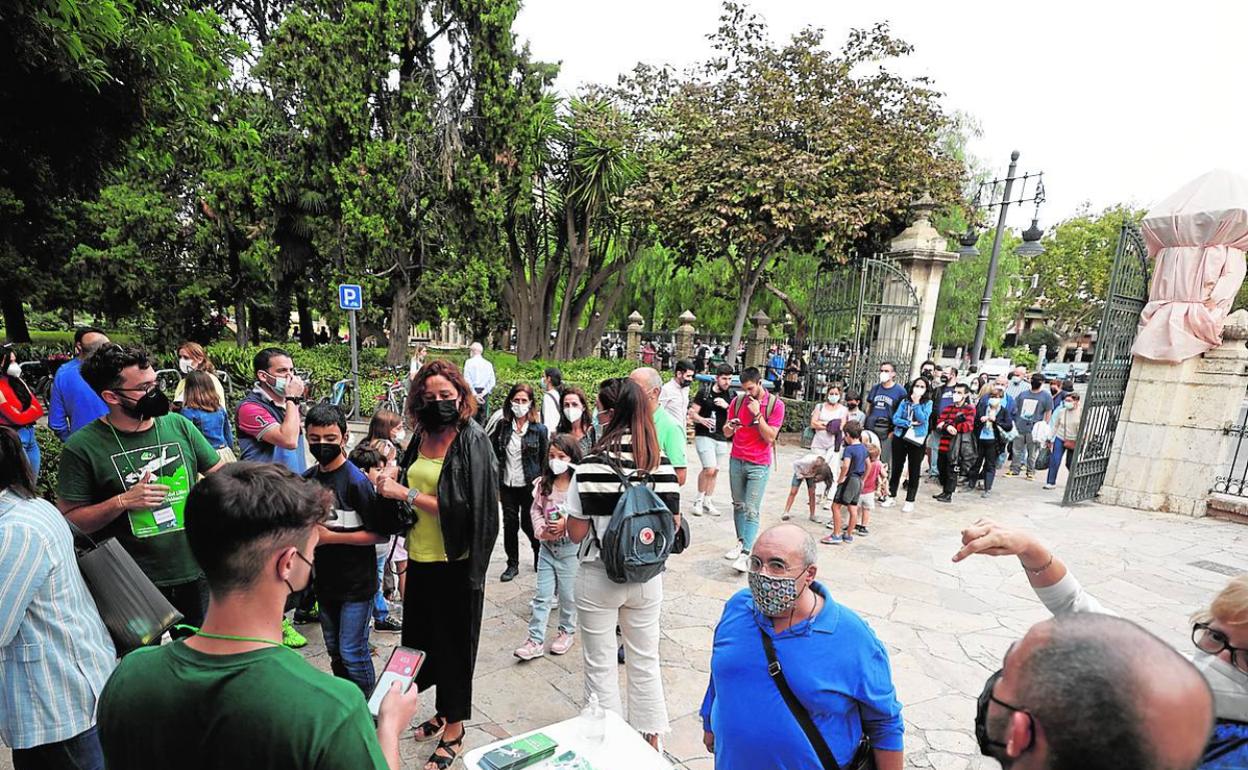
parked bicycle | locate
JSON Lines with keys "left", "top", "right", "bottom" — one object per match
{"left": 321, "top": 374, "right": 357, "bottom": 420}
{"left": 374, "top": 364, "right": 407, "bottom": 416}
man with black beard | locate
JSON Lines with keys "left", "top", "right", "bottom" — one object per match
{"left": 57, "top": 344, "right": 225, "bottom": 635}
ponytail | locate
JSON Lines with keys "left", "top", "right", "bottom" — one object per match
{"left": 0, "top": 426, "right": 36, "bottom": 498}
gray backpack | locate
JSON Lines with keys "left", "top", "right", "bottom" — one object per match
{"left": 596, "top": 464, "right": 677, "bottom": 584}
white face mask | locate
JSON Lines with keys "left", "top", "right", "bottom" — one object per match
{"left": 178, "top": 357, "right": 196, "bottom": 374}
{"left": 5, "top": 363, "right": 21, "bottom": 379}
{"left": 391, "top": 429, "right": 406, "bottom": 445}
{"left": 879, "top": 371, "right": 892, "bottom": 383}
{"left": 511, "top": 402, "right": 530, "bottom": 419}
{"left": 549, "top": 458, "right": 571, "bottom": 475}
{"left": 826, "top": 394, "right": 841, "bottom": 404}
{"left": 564, "top": 406, "right": 584, "bottom": 423}
{"left": 1191, "top": 650, "right": 1248, "bottom": 721}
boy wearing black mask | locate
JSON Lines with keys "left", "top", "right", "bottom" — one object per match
{"left": 303, "top": 403, "right": 387, "bottom": 694}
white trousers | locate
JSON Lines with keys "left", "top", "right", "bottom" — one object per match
{"left": 575, "top": 561, "right": 669, "bottom": 735}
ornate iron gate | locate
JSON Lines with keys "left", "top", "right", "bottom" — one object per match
{"left": 1063, "top": 222, "right": 1150, "bottom": 505}
{"left": 805, "top": 257, "right": 921, "bottom": 400}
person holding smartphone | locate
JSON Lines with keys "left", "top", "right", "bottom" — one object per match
{"left": 722, "top": 367, "right": 785, "bottom": 573}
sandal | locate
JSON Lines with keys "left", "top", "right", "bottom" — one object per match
{"left": 424, "top": 733, "right": 463, "bottom": 770}
{"left": 412, "top": 715, "right": 446, "bottom": 742}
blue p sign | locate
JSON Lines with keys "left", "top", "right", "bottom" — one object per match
{"left": 338, "top": 284, "right": 363, "bottom": 311}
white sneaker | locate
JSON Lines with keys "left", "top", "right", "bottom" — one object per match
{"left": 880, "top": 498, "right": 896, "bottom": 508}
{"left": 703, "top": 499, "right": 721, "bottom": 516}
{"left": 1043, "top": 483, "right": 1056, "bottom": 490}
{"left": 901, "top": 501, "right": 914, "bottom": 513}
{"left": 691, "top": 497, "right": 704, "bottom": 517}
{"left": 723, "top": 541, "right": 743, "bottom": 560}
{"left": 732, "top": 553, "right": 750, "bottom": 573}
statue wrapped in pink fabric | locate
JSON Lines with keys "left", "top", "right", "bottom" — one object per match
{"left": 1132, "top": 169, "right": 1248, "bottom": 362}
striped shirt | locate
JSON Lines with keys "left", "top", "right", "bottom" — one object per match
{"left": 564, "top": 435, "right": 681, "bottom": 563}
{"left": 0, "top": 489, "right": 116, "bottom": 749}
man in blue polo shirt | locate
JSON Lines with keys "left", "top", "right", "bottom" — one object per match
{"left": 700, "top": 524, "right": 904, "bottom": 770}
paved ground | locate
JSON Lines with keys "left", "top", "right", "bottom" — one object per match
{"left": 5, "top": 437, "right": 1248, "bottom": 770}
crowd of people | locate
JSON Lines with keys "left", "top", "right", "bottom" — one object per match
{"left": 0, "top": 336, "right": 1243, "bottom": 770}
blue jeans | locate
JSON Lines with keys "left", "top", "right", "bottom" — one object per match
{"left": 18, "top": 425, "right": 40, "bottom": 480}
{"left": 729, "top": 456, "right": 770, "bottom": 551}
{"left": 528, "top": 540, "right": 579, "bottom": 644}
{"left": 1046, "top": 439, "right": 1070, "bottom": 486}
{"left": 373, "top": 555, "right": 389, "bottom": 622}
{"left": 11, "top": 725, "right": 103, "bottom": 770}
{"left": 319, "top": 598, "right": 375, "bottom": 694}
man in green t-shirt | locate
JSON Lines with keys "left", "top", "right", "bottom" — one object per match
{"left": 57, "top": 344, "right": 224, "bottom": 634}
{"left": 629, "top": 367, "right": 689, "bottom": 486}
{"left": 98, "top": 462, "right": 421, "bottom": 770}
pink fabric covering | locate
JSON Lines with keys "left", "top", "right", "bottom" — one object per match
{"left": 1133, "top": 170, "right": 1248, "bottom": 362}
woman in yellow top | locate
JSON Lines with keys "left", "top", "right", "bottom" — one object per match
{"left": 375, "top": 360, "right": 499, "bottom": 770}
{"left": 172, "top": 341, "right": 226, "bottom": 408}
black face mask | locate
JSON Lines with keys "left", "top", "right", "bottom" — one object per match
{"left": 1031, "top": 377, "right": 1044, "bottom": 390}
{"left": 679, "top": 378, "right": 691, "bottom": 388}
{"left": 419, "top": 399, "right": 460, "bottom": 428}
{"left": 118, "top": 387, "right": 171, "bottom": 420}
{"left": 975, "top": 669, "right": 1033, "bottom": 763}
{"left": 283, "top": 549, "right": 315, "bottom": 607}
{"left": 309, "top": 442, "right": 343, "bottom": 465}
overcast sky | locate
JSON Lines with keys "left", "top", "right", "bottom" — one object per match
{"left": 514, "top": 0, "right": 1247, "bottom": 229}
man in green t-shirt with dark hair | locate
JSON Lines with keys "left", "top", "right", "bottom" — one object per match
{"left": 98, "top": 462, "right": 421, "bottom": 770}
{"left": 57, "top": 343, "right": 224, "bottom": 634}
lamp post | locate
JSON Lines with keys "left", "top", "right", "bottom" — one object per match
{"left": 960, "top": 150, "right": 1046, "bottom": 370}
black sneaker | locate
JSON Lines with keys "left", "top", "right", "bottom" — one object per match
{"left": 855, "top": 525, "right": 869, "bottom": 536}
{"left": 934, "top": 494, "right": 953, "bottom": 503}
{"left": 500, "top": 566, "right": 519, "bottom": 582}
{"left": 293, "top": 607, "right": 319, "bottom": 625}
{"left": 374, "top": 616, "right": 402, "bottom": 633}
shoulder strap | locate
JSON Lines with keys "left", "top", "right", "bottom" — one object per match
{"left": 759, "top": 628, "right": 841, "bottom": 770}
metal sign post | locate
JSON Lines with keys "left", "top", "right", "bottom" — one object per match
{"left": 338, "top": 284, "right": 363, "bottom": 418}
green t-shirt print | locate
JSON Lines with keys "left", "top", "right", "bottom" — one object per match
{"left": 58, "top": 414, "right": 220, "bottom": 586}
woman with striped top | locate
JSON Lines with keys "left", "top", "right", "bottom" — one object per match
{"left": 566, "top": 378, "right": 681, "bottom": 750}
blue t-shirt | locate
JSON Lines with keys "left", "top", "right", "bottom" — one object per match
{"left": 843, "top": 443, "right": 868, "bottom": 477}
{"left": 303, "top": 461, "right": 379, "bottom": 602}
{"left": 48, "top": 358, "right": 108, "bottom": 441}
{"left": 1013, "top": 389, "right": 1054, "bottom": 430}
{"left": 700, "top": 583, "right": 904, "bottom": 770}
{"left": 866, "top": 382, "right": 907, "bottom": 434}
{"left": 1202, "top": 719, "right": 1248, "bottom": 769}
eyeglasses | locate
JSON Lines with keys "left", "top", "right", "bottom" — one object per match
{"left": 1193, "top": 622, "right": 1248, "bottom": 674}
{"left": 746, "top": 555, "right": 803, "bottom": 578}
{"left": 112, "top": 381, "right": 160, "bottom": 395}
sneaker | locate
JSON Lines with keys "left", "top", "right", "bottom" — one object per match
{"left": 374, "top": 616, "right": 402, "bottom": 633}
{"left": 933, "top": 494, "right": 952, "bottom": 503}
{"left": 821, "top": 534, "right": 843, "bottom": 545}
{"left": 703, "top": 499, "right": 721, "bottom": 517}
{"left": 855, "top": 524, "right": 869, "bottom": 536}
{"left": 514, "top": 639, "right": 545, "bottom": 661}
{"left": 281, "top": 618, "right": 307, "bottom": 649}
{"left": 981, "top": 490, "right": 992, "bottom": 498}
{"left": 842, "top": 534, "right": 855, "bottom": 543}
{"left": 825, "top": 520, "right": 837, "bottom": 529}
{"left": 901, "top": 501, "right": 914, "bottom": 513}
{"left": 1025, "top": 471, "right": 1035, "bottom": 481}
{"left": 691, "top": 497, "right": 704, "bottom": 517}
{"left": 723, "top": 541, "right": 743, "bottom": 560}
{"left": 292, "top": 603, "right": 319, "bottom": 625}
{"left": 550, "top": 630, "right": 575, "bottom": 655}
{"left": 1043, "top": 483, "right": 1056, "bottom": 490}
{"left": 880, "top": 498, "right": 896, "bottom": 508}
{"left": 499, "top": 565, "right": 519, "bottom": 582}
{"left": 1004, "top": 470, "right": 1019, "bottom": 477}
{"left": 781, "top": 511, "right": 792, "bottom": 521}
{"left": 732, "top": 553, "right": 750, "bottom": 573}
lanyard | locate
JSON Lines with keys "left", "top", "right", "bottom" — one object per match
{"left": 173, "top": 625, "right": 283, "bottom": 648}
{"left": 106, "top": 416, "right": 164, "bottom": 481}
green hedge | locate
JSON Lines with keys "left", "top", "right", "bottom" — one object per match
{"left": 36, "top": 425, "right": 61, "bottom": 500}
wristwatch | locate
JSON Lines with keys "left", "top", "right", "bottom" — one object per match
{"left": 406, "top": 488, "right": 420, "bottom": 507}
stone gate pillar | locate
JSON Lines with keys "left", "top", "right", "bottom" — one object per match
{"left": 1098, "top": 311, "right": 1248, "bottom": 516}
{"left": 626, "top": 311, "right": 645, "bottom": 361}
{"left": 887, "top": 195, "right": 958, "bottom": 379}
{"left": 675, "top": 310, "right": 697, "bottom": 363}
{"left": 745, "top": 311, "right": 771, "bottom": 371}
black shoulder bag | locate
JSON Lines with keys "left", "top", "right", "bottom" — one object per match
{"left": 759, "top": 628, "right": 875, "bottom": 770}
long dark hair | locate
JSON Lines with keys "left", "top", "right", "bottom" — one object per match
{"left": 540, "top": 433, "right": 584, "bottom": 497}
{"left": 556, "top": 385, "right": 593, "bottom": 435}
{"left": 504, "top": 383, "right": 538, "bottom": 423}
{"left": 592, "top": 378, "right": 660, "bottom": 473}
{"left": 0, "top": 426, "right": 36, "bottom": 498}
{"left": 0, "top": 346, "right": 34, "bottom": 411}
{"left": 905, "top": 377, "right": 931, "bottom": 404}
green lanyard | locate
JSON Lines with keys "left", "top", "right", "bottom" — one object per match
{"left": 173, "top": 625, "right": 283, "bottom": 648}
{"left": 105, "top": 416, "right": 163, "bottom": 481}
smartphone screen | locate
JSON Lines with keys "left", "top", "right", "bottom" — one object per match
{"left": 367, "top": 646, "right": 425, "bottom": 718}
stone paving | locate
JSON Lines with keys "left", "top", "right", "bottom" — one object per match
{"left": 5, "top": 437, "right": 1248, "bottom": 770}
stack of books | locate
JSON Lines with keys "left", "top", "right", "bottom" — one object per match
{"left": 478, "top": 734, "right": 559, "bottom": 770}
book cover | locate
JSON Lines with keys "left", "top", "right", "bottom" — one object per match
{"left": 480, "top": 733, "right": 558, "bottom": 770}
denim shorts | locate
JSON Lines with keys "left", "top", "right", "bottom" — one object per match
{"left": 790, "top": 473, "right": 818, "bottom": 490}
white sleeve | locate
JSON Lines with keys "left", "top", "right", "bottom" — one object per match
{"left": 543, "top": 393, "right": 561, "bottom": 432}
{"left": 564, "top": 476, "right": 585, "bottom": 519}
{"left": 1033, "top": 571, "right": 1113, "bottom": 617}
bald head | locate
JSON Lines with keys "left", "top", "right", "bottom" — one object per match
{"left": 470, "top": 342, "right": 483, "bottom": 356}
{"left": 752, "top": 524, "right": 818, "bottom": 571}
{"left": 629, "top": 367, "right": 663, "bottom": 407}
{"left": 1006, "top": 614, "right": 1213, "bottom": 770}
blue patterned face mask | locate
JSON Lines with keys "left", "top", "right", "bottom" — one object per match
{"left": 749, "top": 571, "right": 801, "bottom": 617}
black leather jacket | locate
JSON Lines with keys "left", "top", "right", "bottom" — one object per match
{"left": 398, "top": 419, "right": 500, "bottom": 590}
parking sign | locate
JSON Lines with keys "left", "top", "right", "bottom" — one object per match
{"left": 338, "top": 284, "right": 363, "bottom": 311}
